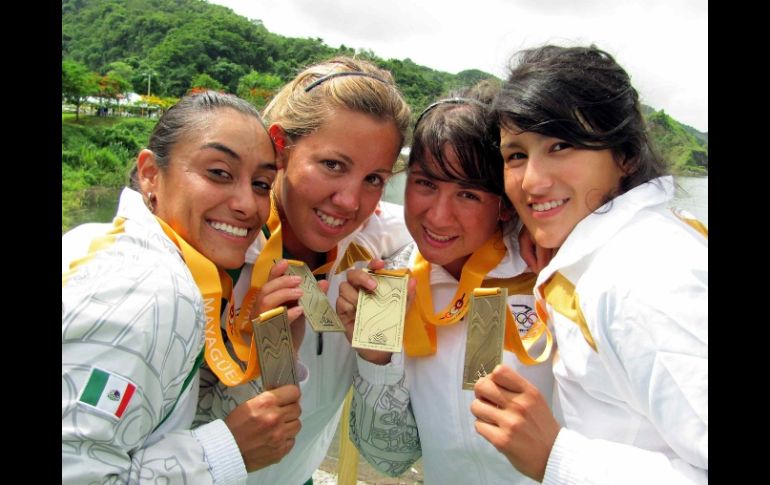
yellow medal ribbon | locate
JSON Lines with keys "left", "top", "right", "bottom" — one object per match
{"left": 503, "top": 299, "right": 553, "bottom": 365}
{"left": 63, "top": 217, "right": 127, "bottom": 286}
{"left": 251, "top": 204, "right": 285, "bottom": 292}
{"left": 210, "top": 198, "right": 335, "bottom": 374}
{"left": 312, "top": 257, "right": 336, "bottom": 276}
{"left": 223, "top": 206, "right": 283, "bottom": 365}
{"left": 231, "top": 199, "right": 335, "bottom": 361}
{"left": 252, "top": 203, "right": 337, "bottom": 286}
{"left": 155, "top": 217, "right": 261, "bottom": 386}
{"left": 404, "top": 230, "right": 553, "bottom": 365}
{"left": 404, "top": 231, "right": 507, "bottom": 356}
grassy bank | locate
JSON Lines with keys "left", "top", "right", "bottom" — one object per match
{"left": 62, "top": 113, "right": 155, "bottom": 232}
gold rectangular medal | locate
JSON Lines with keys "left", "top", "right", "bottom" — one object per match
{"left": 252, "top": 306, "right": 298, "bottom": 390}
{"left": 462, "top": 287, "right": 507, "bottom": 390}
{"left": 284, "top": 259, "right": 345, "bottom": 332}
{"left": 352, "top": 269, "right": 409, "bottom": 353}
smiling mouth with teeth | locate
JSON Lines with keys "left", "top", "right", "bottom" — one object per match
{"left": 209, "top": 221, "right": 249, "bottom": 238}
{"left": 315, "top": 209, "right": 345, "bottom": 227}
{"left": 425, "top": 227, "right": 454, "bottom": 242}
{"left": 531, "top": 199, "right": 567, "bottom": 212}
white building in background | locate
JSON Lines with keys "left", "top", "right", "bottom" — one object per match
{"left": 85, "top": 92, "right": 142, "bottom": 106}
{"left": 80, "top": 92, "right": 160, "bottom": 117}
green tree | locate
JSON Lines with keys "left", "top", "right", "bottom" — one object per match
{"left": 452, "top": 69, "right": 496, "bottom": 90}
{"left": 141, "top": 94, "right": 179, "bottom": 114}
{"left": 105, "top": 61, "right": 135, "bottom": 91}
{"left": 136, "top": 60, "right": 160, "bottom": 96}
{"left": 62, "top": 59, "right": 98, "bottom": 120}
{"left": 210, "top": 58, "right": 247, "bottom": 93}
{"left": 61, "top": 0, "right": 707, "bottom": 177}
{"left": 646, "top": 110, "right": 708, "bottom": 175}
{"left": 97, "top": 72, "right": 132, "bottom": 114}
{"left": 190, "top": 73, "right": 223, "bottom": 92}
{"left": 237, "top": 70, "right": 282, "bottom": 109}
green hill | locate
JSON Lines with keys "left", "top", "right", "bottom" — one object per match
{"left": 61, "top": 0, "right": 468, "bottom": 113}
{"left": 62, "top": 0, "right": 707, "bottom": 176}
{"left": 680, "top": 121, "right": 708, "bottom": 147}
{"left": 646, "top": 110, "right": 708, "bottom": 175}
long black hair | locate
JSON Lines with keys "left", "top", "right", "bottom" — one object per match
{"left": 491, "top": 45, "right": 667, "bottom": 194}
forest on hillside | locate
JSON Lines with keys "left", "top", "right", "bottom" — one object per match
{"left": 62, "top": 0, "right": 485, "bottom": 113}
{"left": 61, "top": 0, "right": 708, "bottom": 230}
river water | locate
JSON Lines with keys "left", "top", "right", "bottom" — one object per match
{"left": 672, "top": 176, "right": 708, "bottom": 226}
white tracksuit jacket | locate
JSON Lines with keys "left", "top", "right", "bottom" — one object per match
{"left": 350, "top": 234, "right": 555, "bottom": 485}
{"left": 62, "top": 188, "right": 247, "bottom": 484}
{"left": 538, "top": 176, "right": 708, "bottom": 485}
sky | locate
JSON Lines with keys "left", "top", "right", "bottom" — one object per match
{"left": 210, "top": 0, "right": 708, "bottom": 133}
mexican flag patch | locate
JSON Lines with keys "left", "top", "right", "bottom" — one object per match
{"left": 78, "top": 368, "right": 136, "bottom": 419}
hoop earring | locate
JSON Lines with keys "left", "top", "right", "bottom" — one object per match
{"left": 497, "top": 197, "right": 513, "bottom": 223}
{"left": 145, "top": 192, "right": 157, "bottom": 214}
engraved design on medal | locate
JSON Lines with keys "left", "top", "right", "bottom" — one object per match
{"left": 462, "top": 288, "right": 507, "bottom": 390}
{"left": 352, "top": 271, "right": 409, "bottom": 353}
{"left": 284, "top": 260, "right": 345, "bottom": 332}
{"left": 253, "top": 308, "right": 298, "bottom": 390}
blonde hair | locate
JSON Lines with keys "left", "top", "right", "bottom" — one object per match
{"left": 263, "top": 56, "right": 411, "bottom": 147}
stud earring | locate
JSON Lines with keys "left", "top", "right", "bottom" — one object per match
{"left": 145, "top": 192, "right": 157, "bottom": 213}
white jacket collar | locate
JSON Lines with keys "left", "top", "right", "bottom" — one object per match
{"left": 116, "top": 187, "right": 181, "bottom": 257}
{"left": 488, "top": 231, "right": 530, "bottom": 278}
{"left": 116, "top": 188, "right": 155, "bottom": 224}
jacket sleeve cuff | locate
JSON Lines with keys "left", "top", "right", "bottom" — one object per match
{"left": 355, "top": 352, "right": 404, "bottom": 386}
{"left": 192, "top": 419, "right": 247, "bottom": 485}
{"left": 543, "top": 427, "right": 708, "bottom": 485}
{"left": 543, "top": 427, "right": 585, "bottom": 485}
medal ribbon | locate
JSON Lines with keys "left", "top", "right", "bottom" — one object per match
{"left": 155, "top": 217, "right": 262, "bottom": 386}
{"left": 503, "top": 299, "right": 553, "bottom": 365}
{"left": 403, "top": 230, "right": 553, "bottom": 364}
{"left": 404, "top": 231, "right": 507, "bottom": 356}
{"left": 225, "top": 205, "right": 283, "bottom": 365}
{"left": 227, "top": 200, "right": 335, "bottom": 361}
{"left": 252, "top": 204, "right": 336, "bottom": 287}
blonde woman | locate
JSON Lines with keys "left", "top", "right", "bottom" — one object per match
{"left": 196, "top": 57, "right": 413, "bottom": 485}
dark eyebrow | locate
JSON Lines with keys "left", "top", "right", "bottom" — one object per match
{"left": 410, "top": 167, "right": 490, "bottom": 192}
{"left": 202, "top": 142, "right": 241, "bottom": 160}
{"left": 499, "top": 142, "right": 522, "bottom": 151}
{"left": 457, "top": 182, "right": 489, "bottom": 191}
{"left": 203, "top": 142, "right": 277, "bottom": 172}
